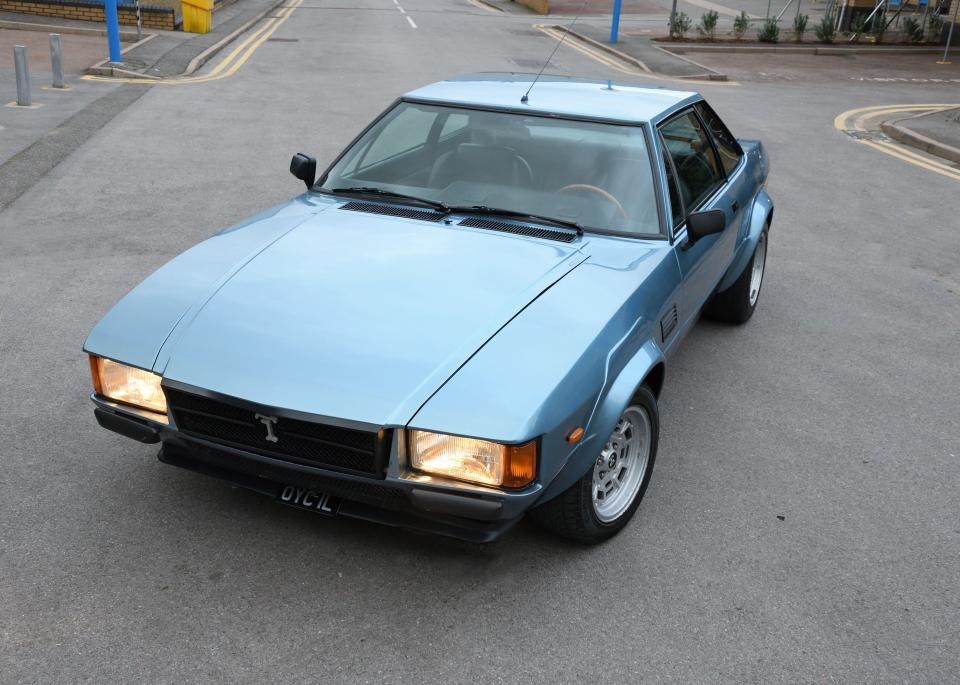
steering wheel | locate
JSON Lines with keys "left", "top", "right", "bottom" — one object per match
{"left": 557, "top": 184, "right": 628, "bottom": 220}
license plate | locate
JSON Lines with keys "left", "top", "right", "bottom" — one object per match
{"left": 277, "top": 484, "right": 341, "bottom": 517}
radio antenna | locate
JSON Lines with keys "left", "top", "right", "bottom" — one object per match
{"left": 521, "top": 0, "right": 590, "bottom": 104}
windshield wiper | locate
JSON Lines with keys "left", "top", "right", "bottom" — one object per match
{"left": 327, "top": 187, "right": 449, "bottom": 213}
{"left": 446, "top": 205, "right": 582, "bottom": 235}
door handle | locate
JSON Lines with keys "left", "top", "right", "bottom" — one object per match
{"left": 731, "top": 200, "right": 740, "bottom": 212}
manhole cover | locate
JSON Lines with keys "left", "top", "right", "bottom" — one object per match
{"left": 267, "top": 37, "right": 299, "bottom": 42}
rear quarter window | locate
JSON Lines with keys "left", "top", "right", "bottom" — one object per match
{"left": 695, "top": 102, "right": 743, "bottom": 177}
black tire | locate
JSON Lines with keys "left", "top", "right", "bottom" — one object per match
{"left": 530, "top": 385, "right": 659, "bottom": 544}
{"left": 705, "top": 227, "right": 769, "bottom": 324}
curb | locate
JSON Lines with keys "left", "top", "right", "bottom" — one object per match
{"left": 561, "top": 27, "right": 728, "bottom": 81}
{"left": 661, "top": 43, "right": 947, "bottom": 55}
{"left": 650, "top": 43, "right": 728, "bottom": 81}
{"left": 0, "top": 18, "right": 141, "bottom": 40}
{"left": 881, "top": 114, "right": 960, "bottom": 166}
{"left": 85, "top": 33, "right": 159, "bottom": 76}
{"left": 558, "top": 27, "right": 651, "bottom": 73}
{"left": 183, "top": 0, "right": 287, "bottom": 75}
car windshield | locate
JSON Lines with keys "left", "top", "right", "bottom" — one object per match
{"left": 319, "top": 102, "right": 661, "bottom": 235}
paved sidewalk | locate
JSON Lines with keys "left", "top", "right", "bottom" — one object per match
{"left": 0, "top": 0, "right": 279, "bottom": 207}
{"left": 900, "top": 106, "right": 960, "bottom": 151}
{"left": 119, "top": 0, "right": 280, "bottom": 77}
{"left": 573, "top": 20, "right": 720, "bottom": 77}
{"left": 883, "top": 106, "right": 960, "bottom": 164}
{"left": 0, "top": 28, "right": 126, "bottom": 168}
{"left": 0, "top": 10, "right": 142, "bottom": 39}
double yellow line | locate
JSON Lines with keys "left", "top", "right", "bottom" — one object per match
{"left": 82, "top": 0, "right": 302, "bottom": 86}
{"left": 835, "top": 103, "right": 960, "bottom": 182}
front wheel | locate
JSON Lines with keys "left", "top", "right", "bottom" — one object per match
{"left": 705, "top": 228, "right": 768, "bottom": 324}
{"left": 530, "top": 385, "right": 659, "bottom": 544}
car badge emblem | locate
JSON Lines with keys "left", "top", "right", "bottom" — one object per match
{"left": 254, "top": 413, "right": 279, "bottom": 443}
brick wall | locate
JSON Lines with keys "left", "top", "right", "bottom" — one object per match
{"left": 0, "top": 0, "right": 176, "bottom": 30}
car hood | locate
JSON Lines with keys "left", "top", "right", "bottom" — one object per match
{"left": 152, "top": 201, "right": 587, "bottom": 427}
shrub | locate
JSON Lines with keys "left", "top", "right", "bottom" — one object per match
{"left": 671, "top": 11, "right": 692, "bottom": 39}
{"left": 902, "top": 16, "right": 923, "bottom": 43}
{"left": 871, "top": 11, "right": 887, "bottom": 43}
{"left": 793, "top": 13, "right": 809, "bottom": 41}
{"left": 697, "top": 10, "right": 720, "bottom": 40}
{"left": 927, "top": 12, "right": 944, "bottom": 40}
{"left": 758, "top": 17, "right": 780, "bottom": 42}
{"left": 815, "top": 14, "right": 836, "bottom": 42}
{"left": 733, "top": 11, "right": 751, "bottom": 39}
{"left": 850, "top": 14, "right": 866, "bottom": 42}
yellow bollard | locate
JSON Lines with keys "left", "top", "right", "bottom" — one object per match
{"left": 181, "top": 0, "right": 214, "bottom": 33}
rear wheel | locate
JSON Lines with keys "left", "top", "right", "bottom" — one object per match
{"left": 706, "top": 228, "right": 768, "bottom": 324}
{"left": 530, "top": 385, "right": 659, "bottom": 544}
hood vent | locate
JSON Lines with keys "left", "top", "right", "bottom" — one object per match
{"left": 339, "top": 201, "right": 445, "bottom": 222}
{"left": 458, "top": 217, "right": 578, "bottom": 243}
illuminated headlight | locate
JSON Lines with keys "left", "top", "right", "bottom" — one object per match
{"left": 89, "top": 355, "right": 167, "bottom": 415}
{"left": 408, "top": 430, "right": 536, "bottom": 488}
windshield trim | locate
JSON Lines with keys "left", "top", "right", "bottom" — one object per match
{"left": 313, "top": 97, "right": 668, "bottom": 240}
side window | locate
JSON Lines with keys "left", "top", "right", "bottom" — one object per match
{"left": 659, "top": 111, "right": 724, "bottom": 214}
{"left": 661, "top": 142, "right": 684, "bottom": 227}
{"left": 695, "top": 102, "right": 743, "bottom": 177}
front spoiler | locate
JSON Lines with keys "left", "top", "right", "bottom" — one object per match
{"left": 158, "top": 440, "right": 522, "bottom": 544}
{"left": 92, "top": 397, "right": 532, "bottom": 543}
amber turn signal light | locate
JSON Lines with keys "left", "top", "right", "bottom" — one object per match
{"left": 502, "top": 440, "right": 537, "bottom": 488}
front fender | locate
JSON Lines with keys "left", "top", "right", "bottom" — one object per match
{"left": 716, "top": 187, "right": 773, "bottom": 293}
{"left": 536, "top": 338, "right": 664, "bottom": 504}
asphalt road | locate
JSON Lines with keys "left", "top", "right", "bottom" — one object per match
{"left": 1, "top": 0, "right": 959, "bottom": 682}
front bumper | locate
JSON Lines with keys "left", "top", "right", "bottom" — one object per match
{"left": 93, "top": 399, "right": 538, "bottom": 543}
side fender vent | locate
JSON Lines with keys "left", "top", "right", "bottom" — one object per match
{"left": 660, "top": 304, "right": 678, "bottom": 342}
{"left": 458, "top": 217, "right": 578, "bottom": 243}
{"left": 340, "top": 201, "right": 445, "bottom": 222}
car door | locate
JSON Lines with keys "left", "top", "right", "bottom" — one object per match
{"left": 658, "top": 107, "right": 740, "bottom": 324}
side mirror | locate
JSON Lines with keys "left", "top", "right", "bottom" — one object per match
{"left": 683, "top": 209, "right": 726, "bottom": 249}
{"left": 290, "top": 153, "right": 316, "bottom": 189}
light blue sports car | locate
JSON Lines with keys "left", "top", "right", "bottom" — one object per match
{"left": 85, "top": 74, "right": 772, "bottom": 544}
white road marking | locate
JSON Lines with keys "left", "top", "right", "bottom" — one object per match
{"left": 394, "top": 0, "right": 414, "bottom": 28}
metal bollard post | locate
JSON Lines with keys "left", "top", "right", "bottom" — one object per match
{"left": 14, "top": 45, "right": 31, "bottom": 106}
{"left": 50, "top": 33, "right": 64, "bottom": 89}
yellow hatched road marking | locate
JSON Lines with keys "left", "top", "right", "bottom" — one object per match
{"left": 81, "top": 0, "right": 302, "bottom": 86}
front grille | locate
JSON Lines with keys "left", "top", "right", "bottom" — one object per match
{"left": 457, "top": 217, "right": 579, "bottom": 242}
{"left": 339, "top": 200, "right": 445, "bottom": 222}
{"left": 165, "top": 388, "right": 385, "bottom": 477}
{"left": 166, "top": 442, "right": 409, "bottom": 511}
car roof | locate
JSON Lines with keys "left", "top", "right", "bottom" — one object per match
{"left": 403, "top": 73, "right": 700, "bottom": 124}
